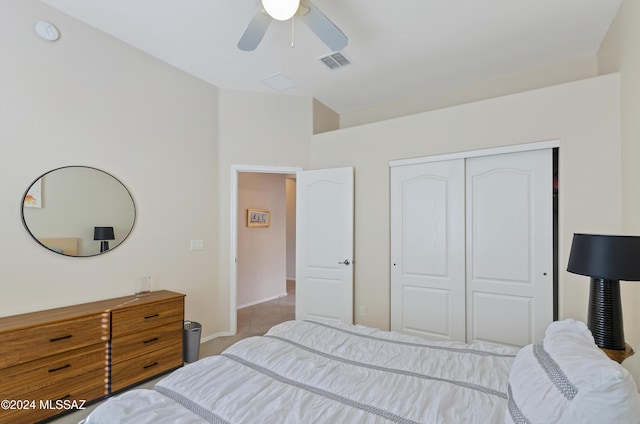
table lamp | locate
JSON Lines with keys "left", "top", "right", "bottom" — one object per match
{"left": 94, "top": 226, "right": 115, "bottom": 252}
{"left": 567, "top": 233, "right": 640, "bottom": 350}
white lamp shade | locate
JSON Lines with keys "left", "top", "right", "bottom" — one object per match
{"left": 261, "top": 0, "right": 300, "bottom": 21}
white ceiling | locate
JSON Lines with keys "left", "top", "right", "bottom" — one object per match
{"left": 41, "top": 0, "right": 621, "bottom": 114}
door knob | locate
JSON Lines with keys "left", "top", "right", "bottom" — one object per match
{"left": 338, "top": 259, "right": 350, "bottom": 265}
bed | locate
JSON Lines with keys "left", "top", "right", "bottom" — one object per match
{"left": 83, "top": 319, "right": 640, "bottom": 424}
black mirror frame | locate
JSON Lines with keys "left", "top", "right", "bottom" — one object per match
{"left": 21, "top": 166, "right": 136, "bottom": 257}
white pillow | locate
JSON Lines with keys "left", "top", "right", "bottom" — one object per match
{"left": 505, "top": 319, "right": 640, "bottom": 424}
{"left": 622, "top": 346, "right": 640, "bottom": 392}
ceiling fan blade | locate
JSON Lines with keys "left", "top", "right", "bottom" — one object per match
{"left": 238, "top": 8, "right": 272, "bottom": 51}
{"left": 299, "top": 0, "right": 347, "bottom": 51}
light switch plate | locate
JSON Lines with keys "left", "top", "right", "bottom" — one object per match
{"left": 190, "top": 239, "right": 205, "bottom": 251}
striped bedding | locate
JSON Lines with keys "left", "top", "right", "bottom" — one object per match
{"left": 84, "top": 320, "right": 518, "bottom": 423}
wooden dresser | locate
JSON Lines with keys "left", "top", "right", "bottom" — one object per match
{"left": 0, "top": 290, "right": 185, "bottom": 424}
{"left": 110, "top": 293, "right": 184, "bottom": 392}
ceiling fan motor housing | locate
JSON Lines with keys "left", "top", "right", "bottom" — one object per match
{"left": 261, "top": 0, "right": 300, "bottom": 21}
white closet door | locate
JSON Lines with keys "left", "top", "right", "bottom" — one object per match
{"left": 465, "top": 149, "right": 552, "bottom": 347}
{"left": 391, "top": 160, "right": 466, "bottom": 341}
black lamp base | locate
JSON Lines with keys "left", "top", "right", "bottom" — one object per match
{"left": 588, "top": 278, "right": 625, "bottom": 350}
{"left": 100, "top": 241, "right": 110, "bottom": 252}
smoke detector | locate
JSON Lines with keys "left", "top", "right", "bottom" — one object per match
{"left": 34, "top": 21, "right": 60, "bottom": 41}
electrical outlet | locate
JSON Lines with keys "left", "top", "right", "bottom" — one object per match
{"left": 359, "top": 305, "right": 366, "bottom": 316}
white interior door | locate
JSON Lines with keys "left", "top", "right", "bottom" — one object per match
{"left": 391, "top": 160, "right": 466, "bottom": 341}
{"left": 466, "top": 149, "right": 552, "bottom": 346}
{"left": 296, "top": 167, "right": 354, "bottom": 324}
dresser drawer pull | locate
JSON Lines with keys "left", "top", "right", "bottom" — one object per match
{"left": 144, "top": 313, "right": 160, "bottom": 319}
{"left": 50, "top": 335, "right": 72, "bottom": 342}
{"left": 48, "top": 363, "right": 71, "bottom": 373}
{"left": 143, "top": 337, "right": 159, "bottom": 344}
{"left": 143, "top": 362, "right": 159, "bottom": 369}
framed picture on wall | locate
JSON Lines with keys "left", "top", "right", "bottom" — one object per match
{"left": 247, "top": 208, "right": 270, "bottom": 227}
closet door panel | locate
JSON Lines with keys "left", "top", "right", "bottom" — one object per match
{"left": 402, "top": 287, "right": 451, "bottom": 336}
{"left": 466, "top": 149, "right": 552, "bottom": 346}
{"left": 470, "top": 170, "right": 531, "bottom": 283}
{"left": 470, "top": 292, "right": 532, "bottom": 347}
{"left": 391, "top": 160, "right": 465, "bottom": 342}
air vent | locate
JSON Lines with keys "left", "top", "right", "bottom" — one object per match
{"left": 319, "top": 52, "right": 351, "bottom": 70}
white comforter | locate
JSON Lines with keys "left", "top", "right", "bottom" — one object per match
{"left": 84, "top": 320, "right": 518, "bottom": 423}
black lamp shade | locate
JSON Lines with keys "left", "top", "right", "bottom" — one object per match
{"left": 567, "top": 234, "right": 640, "bottom": 281}
{"left": 94, "top": 226, "right": 115, "bottom": 241}
{"left": 567, "top": 233, "right": 640, "bottom": 350}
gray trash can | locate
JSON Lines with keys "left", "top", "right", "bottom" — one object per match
{"left": 183, "top": 321, "right": 202, "bottom": 363}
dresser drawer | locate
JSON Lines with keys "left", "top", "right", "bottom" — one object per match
{"left": 0, "top": 313, "right": 110, "bottom": 369}
{"left": 111, "top": 298, "right": 184, "bottom": 337}
{"left": 0, "top": 342, "right": 106, "bottom": 397}
{"left": 110, "top": 343, "right": 183, "bottom": 393}
{"left": 111, "top": 320, "right": 182, "bottom": 364}
{"left": 0, "top": 368, "right": 107, "bottom": 424}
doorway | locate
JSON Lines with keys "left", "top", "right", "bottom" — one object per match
{"left": 230, "top": 165, "right": 302, "bottom": 335}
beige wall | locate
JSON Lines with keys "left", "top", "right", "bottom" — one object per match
{"left": 340, "top": 55, "right": 598, "bottom": 128}
{"left": 0, "top": 0, "right": 220, "bottom": 336}
{"left": 598, "top": 0, "right": 640, "bottom": 348}
{"left": 313, "top": 98, "right": 340, "bottom": 134}
{"left": 215, "top": 89, "right": 311, "bottom": 335}
{"left": 286, "top": 178, "right": 297, "bottom": 280}
{"left": 237, "top": 173, "right": 287, "bottom": 307}
{"left": 311, "top": 75, "right": 624, "bottom": 342}
{"left": 1, "top": 0, "right": 312, "bottom": 342}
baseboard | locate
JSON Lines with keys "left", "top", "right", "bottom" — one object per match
{"left": 201, "top": 331, "right": 233, "bottom": 343}
{"left": 237, "top": 292, "right": 287, "bottom": 309}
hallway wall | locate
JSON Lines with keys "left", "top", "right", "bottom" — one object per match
{"left": 237, "top": 173, "right": 287, "bottom": 307}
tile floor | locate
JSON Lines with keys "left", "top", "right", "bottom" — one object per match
{"left": 51, "top": 281, "right": 295, "bottom": 423}
{"left": 199, "top": 279, "right": 296, "bottom": 358}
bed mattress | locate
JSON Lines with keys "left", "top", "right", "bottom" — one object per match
{"left": 84, "top": 320, "right": 518, "bottom": 423}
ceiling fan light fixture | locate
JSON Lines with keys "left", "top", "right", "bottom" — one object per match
{"left": 261, "top": 0, "right": 300, "bottom": 21}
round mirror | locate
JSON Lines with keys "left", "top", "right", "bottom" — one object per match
{"left": 22, "top": 166, "right": 136, "bottom": 257}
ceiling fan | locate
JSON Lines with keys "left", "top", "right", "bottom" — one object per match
{"left": 238, "top": 0, "right": 348, "bottom": 52}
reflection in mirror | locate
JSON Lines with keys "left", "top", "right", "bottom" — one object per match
{"left": 22, "top": 166, "right": 136, "bottom": 257}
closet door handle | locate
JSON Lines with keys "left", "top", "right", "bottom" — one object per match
{"left": 338, "top": 259, "right": 350, "bottom": 265}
